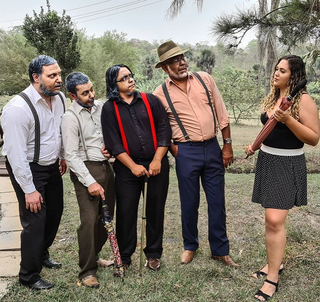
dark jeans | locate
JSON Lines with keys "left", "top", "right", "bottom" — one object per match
{"left": 6, "top": 159, "right": 63, "bottom": 284}
{"left": 113, "top": 156, "right": 169, "bottom": 264}
{"left": 70, "top": 161, "right": 115, "bottom": 279}
{"left": 175, "top": 137, "right": 230, "bottom": 256}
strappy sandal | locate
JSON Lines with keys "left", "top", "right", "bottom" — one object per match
{"left": 252, "top": 264, "right": 283, "bottom": 278}
{"left": 254, "top": 279, "right": 278, "bottom": 301}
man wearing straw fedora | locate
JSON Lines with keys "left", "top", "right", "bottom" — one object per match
{"left": 153, "top": 40, "right": 239, "bottom": 268}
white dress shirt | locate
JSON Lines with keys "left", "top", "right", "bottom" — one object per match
{"left": 61, "top": 100, "right": 106, "bottom": 187}
{"left": 1, "top": 84, "right": 66, "bottom": 193}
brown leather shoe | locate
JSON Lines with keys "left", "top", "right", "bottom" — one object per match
{"left": 211, "top": 255, "right": 240, "bottom": 268}
{"left": 79, "top": 275, "right": 100, "bottom": 288}
{"left": 114, "top": 263, "right": 129, "bottom": 277}
{"left": 97, "top": 258, "right": 114, "bottom": 267}
{"left": 181, "top": 250, "right": 195, "bottom": 264}
{"left": 146, "top": 258, "right": 160, "bottom": 271}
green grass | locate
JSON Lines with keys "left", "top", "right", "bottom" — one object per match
{"left": 2, "top": 123, "right": 320, "bottom": 301}
{"left": 3, "top": 171, "right": 320, "bottom": 302}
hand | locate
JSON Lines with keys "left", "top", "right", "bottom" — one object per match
{"left": 59, "top": 159, "right": 68, "bottom": 175}
{"left": 273, "top": 108, "right": 290, "bottom": 124}
{"left": 25, "top": 191, "right": 43, "bottom": 213}
{"left": 131, "top": 164, "right": 149, "bottom": 178}
{"left": 101, "top": 145, "right": 111, "bottom": 159}
{"left": 88, "top": 182, "right": 105, "bottom": 200}
{"left": 149, "top": 159, "right": 161, "bottom": 176}
{"left": 222, "top": 144, "right": 234, "bottom": 168}
{"left": 169, "top": 144, "right": 178, "bottom": 157}
{"left": 245, "top": 144, "right": 255, "bottom": 156}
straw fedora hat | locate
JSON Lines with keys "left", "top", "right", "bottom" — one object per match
{"left": 155, "top": 40, "right": 189, "bottom": 68}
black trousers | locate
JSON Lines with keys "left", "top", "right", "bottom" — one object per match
{"left": 70, "top": 161, "right": 115, "bottom": 279}
{"left": 113, "top": 156, "right": 169, "bottom": 265}
{"left": 6, "top": 159, "right": 63, "bottom": 284}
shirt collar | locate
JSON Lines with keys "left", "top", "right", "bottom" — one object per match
{"left": 27, "top": 84, "right": 44, "bottom": 104}
{"left": 114, "top": 91, "right": 139, "bottom": 105}
{"left": 72, "top": 99, "right": 97, "bottom": 114}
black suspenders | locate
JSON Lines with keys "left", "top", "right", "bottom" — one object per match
{"left": 18, "top": 92, "right": 65, "bottom": 163}
{"left": 161, "top": 72, "right": 217, "bottom": 142}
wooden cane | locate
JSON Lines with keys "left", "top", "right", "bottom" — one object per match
{"left": 139, "top": 176, "right": 148, "bottom": 276}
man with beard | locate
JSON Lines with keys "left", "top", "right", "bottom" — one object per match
{"left": 153, "top": 40, "right": 239, "bottom": 268}
{"left": 102, "top": 64, "right": 171, "bottom": 274}
{"left": 61, "top": 72, "right": 115, "bottom": 288}
{"left": 1, "top": 55, "right": 67, "bottom": 290}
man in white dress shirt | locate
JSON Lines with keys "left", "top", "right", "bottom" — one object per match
{"left": 1, "top": 55, "right": 67, "bottom": 290}
{"left": 61, "top": 72, "right": 115, "bottom": 288}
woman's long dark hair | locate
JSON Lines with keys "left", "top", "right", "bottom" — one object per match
{"left": 261, "top": 55, "right": 307, "bottom": 120}
{"left": 105, "top": 64, "right": 133, "bottom": 100}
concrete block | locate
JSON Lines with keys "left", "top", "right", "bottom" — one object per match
{"left": 1, "top": 202, "right": 19, "bottom": 217}
{"left": 0, "top": 192, "right": 17, "bottom": 205}
{"left": 0, "top": 178, "right": 13, "bottom": 193}
{"left": 0, "top": 216, "right": 22, "bottom": 232}
{"left": 0, "top": 231, "right": 20, "bottom": 251}
{"left": 0, "top": 251, "right": 20, "bottom": 277}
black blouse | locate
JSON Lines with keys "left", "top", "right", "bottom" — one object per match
{"left": 261, "top": 113, "right": 304, "bottom": 149}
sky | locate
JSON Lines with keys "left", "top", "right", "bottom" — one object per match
{"left": 0, "top": 0, "right": 258, "bottom": 47}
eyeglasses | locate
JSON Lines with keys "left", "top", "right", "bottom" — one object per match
{"left": 167, "top": 56, "right": 186, "bottom": 65}
{"left": 116, "top": 73, "right": 135, "bottom": 83}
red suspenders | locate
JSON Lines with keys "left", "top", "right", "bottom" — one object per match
{"left": 113, "top": 93, "right": 157, "bottom": 155}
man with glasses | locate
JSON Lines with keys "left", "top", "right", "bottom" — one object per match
{"left": 61, "top": 72, "right": 115, "bottom": 288}
{"left": 153, "top": 40, "right": 239, "bottom": 268}
{"left": 101, "top": 64, "right": 171, "bottom": 274}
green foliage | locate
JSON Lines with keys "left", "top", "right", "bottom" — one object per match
{"left": 22, "top": 1, "right": 81, "bottom": 79}
{"left": 307, "top": 80, "right": 320, "bottom": 108}
{"left": 0, "top": 28, "right": 37, "bottom": 95}
{"left": 214, "top": 67, "right": 264, "bottom": 123}
{"left": 196, "top": 49, "right": 215, "bottom": 74}
{"left": 78, "top": 30, "right": 139, "bottom": 98}
{"left": 278, "top": 0, "right": 320, "bottom": 49}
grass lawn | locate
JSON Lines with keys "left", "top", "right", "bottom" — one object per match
{"left": 2, "top": 123, "right": 320, "bottom": 301}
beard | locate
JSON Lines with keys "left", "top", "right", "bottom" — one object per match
{"left": 167, "top": 66, "right": 188, "bottom": 82}
{"left": 76, "top": 98, "right": 95, "bottom": 109}
{"left": 40, "top": 80, "right": 60, "bottom": 96}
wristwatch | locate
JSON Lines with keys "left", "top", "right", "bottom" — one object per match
{"left": 223, "top": 138, "right": 232, "bottom": 145}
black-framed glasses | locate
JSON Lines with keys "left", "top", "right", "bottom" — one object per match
{"left": 116, "top": 73, "right": 135, "bottom": 83}
{"left": 167, "top": 56, "right": 186, "bottom": 65}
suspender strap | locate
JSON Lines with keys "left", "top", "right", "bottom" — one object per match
{"left": 67, "top": 109, "right": 89, "bottom": 160}
{"left": 193, "top": 72, "right": 217, "bottom": 134}
{"left": 18, "top": 92, "right": 65, "bottom": 163}
{"left": 58, "top": 92, "right": 66, "bottom": 112}
{"left": 19, "top": 92, "right": 40, "bottom": 163}
{"left": 161, "top": 83, "right": 190, "bottom": 141}
{"left": 113, "top": 101, "right": 130, "bottom": 155}
{"left": 140, "top": 93, "right": 157, "bottom": 152}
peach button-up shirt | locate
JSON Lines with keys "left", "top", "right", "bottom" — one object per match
{"left": 153, "top": 71, "right": 230, "bottom": 142}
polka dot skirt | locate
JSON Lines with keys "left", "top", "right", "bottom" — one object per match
{"left": 252, "top": 149, "right": 307, "bottom": 210}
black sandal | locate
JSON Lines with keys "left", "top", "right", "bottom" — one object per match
{"left": 254, "top": 279, "right": 279, "bottom": 301}
{"left": 253, "top": 266, "right": 283, "bottom": 278}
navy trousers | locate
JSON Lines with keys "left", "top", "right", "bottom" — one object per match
{"left": 175, "top": 137, "right": 229, "bottom": 256}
